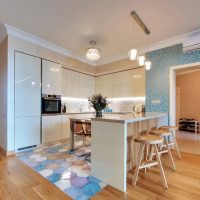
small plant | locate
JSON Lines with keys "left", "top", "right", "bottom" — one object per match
{"left": 88, "top": 94, "right": 108, "bottom": 117}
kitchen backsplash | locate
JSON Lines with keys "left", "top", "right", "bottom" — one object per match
{"left": 62, "top": 99, "right": 145, "bottom": 113}
{"left": 109, "top": 100, "right": 145, "bottom": 112}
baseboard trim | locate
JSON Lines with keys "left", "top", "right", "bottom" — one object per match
{"left": 0, "top": 146, "right": 15, "bottom": 156}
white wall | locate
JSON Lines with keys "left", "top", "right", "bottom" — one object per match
{"left": 0, "top": 36, "right": 7, "bottom": 150}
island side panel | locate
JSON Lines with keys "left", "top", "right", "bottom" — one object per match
{"left": 91, "top": 120, "right": 127, "bottom": 192}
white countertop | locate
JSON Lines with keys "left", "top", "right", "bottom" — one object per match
{"left": 69, "top": 112, "right": 167, "bottom": 124}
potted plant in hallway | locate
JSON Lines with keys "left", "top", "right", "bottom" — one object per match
{"left": 88, "top": 94, "right": 108, "bottom": 117}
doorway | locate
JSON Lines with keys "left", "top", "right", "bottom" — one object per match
{"left": 169, "top": 62, "right": 200, "bottom": 155}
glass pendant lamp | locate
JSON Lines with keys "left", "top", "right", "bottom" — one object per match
{"left": 128, "top": 49, "right": 137, "bottom": 60}
{"left": 145, "top": 61, "right": 151, "bottom": 70}
{"left": 138, "top": 55, "right": 146, "bottom": 66}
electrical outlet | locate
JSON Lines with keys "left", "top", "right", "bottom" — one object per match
{"left": 151, "top": 99, "right": 161, "bottom": 104}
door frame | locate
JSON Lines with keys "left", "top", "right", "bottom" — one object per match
{"left": 169, "top": 62, "right": 200, "bottom": 126}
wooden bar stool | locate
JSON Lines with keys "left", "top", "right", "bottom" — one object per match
{"left": 160, "top": 126, "right": 181, "bottom": 159}
{"left": 133, "top": 135, "right": 168, "bottom": 189}
{"left": 150, "top": 129, "right": 176, "bottom": 171}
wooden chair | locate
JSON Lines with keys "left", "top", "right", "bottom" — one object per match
{"left": 150, "top": 129, "right": 176, "bottom": 171}
{"left": 82, "top": 122, "right": 91, "bottom": 146}
{"left": 133, "top": 135, "right": 168, "bottom": 189}
{"left": 73, "top": 122, "right": 86, "bottom": 146}
{"left": 159, "top": 126, "right": 181, "bottom": 159}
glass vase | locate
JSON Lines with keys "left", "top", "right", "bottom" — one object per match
{"left": 95, "top": 110, "right": 102, "bottom": 118}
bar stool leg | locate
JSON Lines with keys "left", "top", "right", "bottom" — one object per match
{"left": 132, "top": 144, "right": 145, "bottom": 186}
{"left": 164, "top": 136, "right": 176, "bottom": 171}
{"left": 154, "top": 144, "right": 168, "bottom": 189}
{"left": 149, "top": 144, "right": 154, "bottom": 161}
{"left": 171, "top": 129, "right": 181, "bottom": 159}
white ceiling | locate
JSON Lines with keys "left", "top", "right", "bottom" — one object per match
{"left": 0, "top": 0, "right": 200, "bottom": 65}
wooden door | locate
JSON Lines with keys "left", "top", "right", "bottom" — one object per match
{"left": 176, "top": 87, "right": 181, "bottom": 127}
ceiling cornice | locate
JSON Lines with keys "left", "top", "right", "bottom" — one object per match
{"left": 0, "top": 23, "right": 7, "bottom": 43}
{"left": 3, "top": 24, "right": 200, "bottom": 67}
{"left": 4, "top": 24, "right": 97, "bottom": 66}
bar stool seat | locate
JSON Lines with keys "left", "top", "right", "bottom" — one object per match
{"left": 150, "top": 129, "right": 176, "bottom": 171}
{"left": 134, "top": 135, "right": 163, "bottom": 144}
{"left": 159, "top": 126, "right": 181, "bottom": 159}
{"left": 133, "top": 135, "right": 168, "bottom": 189}
{"left": 160, "top": 126, "right": 178, "bottom": 130}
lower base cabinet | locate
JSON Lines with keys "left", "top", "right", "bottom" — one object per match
{"left": 15, "top": 116, "right": 41, "bottom": 150}
{"left": 42, "top": 115, "right": 62, "bottom": 143}
{"left": 61, "top": 115, "right": 70, "bottom": 139}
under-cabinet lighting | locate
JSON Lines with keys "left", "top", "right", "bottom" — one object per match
{"left": 108, "top": 97, "right": 145, "bottom": 101}
{"left": 61, "top": 97, "right": 88, "bottom": 101}
{"left": 62, "top": 97, "right": 145, "bottom": 102}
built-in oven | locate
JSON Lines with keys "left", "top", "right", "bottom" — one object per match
{"left": 42, "top": 94, "right": 61, "bottom": 114}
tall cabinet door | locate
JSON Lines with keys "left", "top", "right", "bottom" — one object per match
{"left": 15, "top": 52, "right": 41, "bottom": 150}
{"left": 15, "top": 53, "right": 41, "bottom": 117}
{"left": 42, "top": 60, "right": 62, "bottom": 95}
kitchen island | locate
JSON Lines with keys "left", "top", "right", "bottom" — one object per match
{"left": 91, "top": 112, "right": 168, "bottom": 192}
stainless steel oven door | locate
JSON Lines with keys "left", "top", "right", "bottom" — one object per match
{"left": 42, "top": 98, "right": 61, "bottom": 114}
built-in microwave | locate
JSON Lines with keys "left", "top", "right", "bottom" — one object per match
{"left": 42, "top": 94, "right": 61, "bottom": 114}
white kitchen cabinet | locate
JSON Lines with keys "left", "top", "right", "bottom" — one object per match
{"left": 15, "top": 117, "right": 41, "bottom": 150}
{"left": 79, "top": 73, "right": 95, "bottom": 98}
{"left": 15, "top": 52, "right": 41, "bottom": 150}
{"left": 96, "top": 74, "right": 113, "bottom": 97}
{"left": 42, "top": 60, "right": 62, "bottom": 95}
{"left": 96, "top": 68, "right": 145, "bottom": 98}
{"left": 15, "top": 52, "right": 41, "bottom": 117}
{"left": 112, "top": 71, "right": 132, "bottom": 97}
{"left": 42, "top": 115, "right": 62, "bottom": 143}
{"left": 61, "top": 68, "right": 68, "bottom": 96}
{"left": 61, "top": 115, "right": 70, "bottom": 139}
{"left": 66, "top": 70, "right": 95, "bottom": 98}
{"left": 67, "top": 70, "right": 80, "bottom": 97}
{"left": 90, "top": 76, "right": 95, "bottom": 96}
{"left": 131, "top": 68, "right": 146, "bottom": 97}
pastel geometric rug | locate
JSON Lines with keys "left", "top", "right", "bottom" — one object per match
{"left": 17, "top": 141, "right": 106, "bottom": 200}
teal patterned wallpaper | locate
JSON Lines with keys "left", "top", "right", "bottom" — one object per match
{"left": 146, "top": 44, "right": 200, "bottom": 115}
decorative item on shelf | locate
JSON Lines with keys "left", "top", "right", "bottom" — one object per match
{"left": 88, "top": 94, "right": 108, "bottom": 117}
{"left": 128, "top": 10, "right": 152, "bottom": 70}
{"left": 85, "top": 41, "right": 101, "bottom": 61}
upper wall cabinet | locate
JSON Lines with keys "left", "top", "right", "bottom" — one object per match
{"left": 96, "top": 74, "right": 113, "bottom": 98}
{"left": 61, "top": 68, "right": 68, "bottom": 97}
{"left": 131, "top": 68, "right": 146, "bottom": 97}
{"left": 112, "top": 71, "right": 132, "bottom": 97}
{"left": 67, "top": 70, "right": 80, "bottom": 97}
{"left": 79, "top": 73, "right": 95, "bottom": 98}
{"left": 95, "top": 68, "right": 145, "bottom": 98}
{"left": 62, "top": 68, "right": 95, "bottom": 98}
{"left": 42, "top": 60, "right": 62, "bottom": 95}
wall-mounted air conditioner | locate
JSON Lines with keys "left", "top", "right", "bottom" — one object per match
{"left": 183, "top": 31, "right": 200, "bottom": 53}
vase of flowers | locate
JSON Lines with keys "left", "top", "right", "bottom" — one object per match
{"left": 88, "top": 94, "right": 108, "bottom": 117}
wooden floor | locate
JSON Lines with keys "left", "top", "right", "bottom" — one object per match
{"left": 0, "top": 151, "right": 200, "bottom": 200}
{"left": 176, "top": 131, "right": 200, "bottom": 155}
